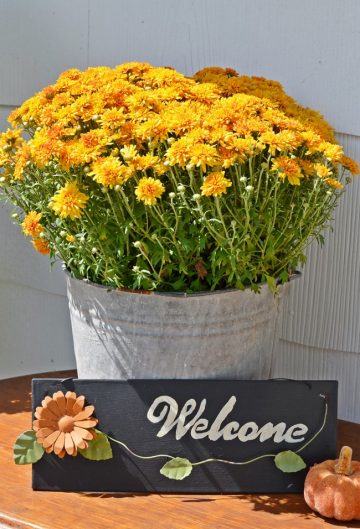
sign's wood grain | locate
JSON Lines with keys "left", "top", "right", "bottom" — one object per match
{"left": 32, "top": 379, "right": 337, "bottom": 493}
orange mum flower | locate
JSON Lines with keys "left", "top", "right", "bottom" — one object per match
{"left": 201, "top": 171, "right": 232, "bottom": 197}
{"left": 272, "top": 156, "right": 303, "bottom": 186}
{"left": 340, "top": 155, "right": 359, "bottom": 176}
{"left": 22, "top": 211, "right": 44, "bottom": 237}
{"left": 32, "top": 238, "right": 50, "bottom": 255}
{"left": 33, "top": 391, "right": 98, "bottom": 458}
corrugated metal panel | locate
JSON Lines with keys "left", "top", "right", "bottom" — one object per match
{"left": 272, "top": 339, "right": 360, "bottom": 422}
{"left": 88, "top": 0, "right": 360, "bottom": 135}
{"left": 0, "top": 0, "right": 89, "bottom": 106}
{"left": 280, "top": 133, "right": 360, "bottom": 354}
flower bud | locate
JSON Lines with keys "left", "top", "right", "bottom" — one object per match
{"left": 239, "top": 176, "right": 247, "bottom": 183}
{"left": 92, "top": 247, "right": 98, "bottom": 254}
{"left": 132, "top": 265, "right": 140, "bottom": 273}
{"left": 245, "top": 185, "right": 254, "bottom": 192}
{"left": 192, "top": 194, "right": 201, "bottom": 201}
{"left": 60, "top": 230, "right": 67, "bottom": 237}
{"left": 177, "top": 185, "right": 185, "bottom": 192}
{"left": 169, "top": 192, "right": 176, "bottom": 199}
{"left": 133, "top": 241, "right": 142, "bottom": 249}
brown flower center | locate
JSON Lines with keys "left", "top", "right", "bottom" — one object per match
{"left": 58, "top": 415, "right": 75, "bottom": 433}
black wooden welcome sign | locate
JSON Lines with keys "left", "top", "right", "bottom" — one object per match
{"left": 30, "top": 379, "right": 337, "bottom": 493}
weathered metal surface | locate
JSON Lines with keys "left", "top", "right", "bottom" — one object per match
{"left": 66, "top": 273, "right": 293, "bottom": 380}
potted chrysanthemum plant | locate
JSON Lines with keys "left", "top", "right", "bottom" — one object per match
{"left": 0, "top": 63, "right": 358, "bottom": 379}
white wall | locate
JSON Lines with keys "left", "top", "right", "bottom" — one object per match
{"left": 0, "top": 0, "right": 359, "bottom": 420}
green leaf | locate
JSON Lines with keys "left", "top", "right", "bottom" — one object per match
{"left": 14, "top": 430, "right": 44, "bottom": 465}
{"left": 274, "top": 451, "right": 306, "bottom": 473}
{"left": 78, "top": 430, "right": 113, "bottom": 461}
{"left": 160, "top": 457, "right": 193, "bottom": 480}
{"left": 266, "top": 275, "right": 277, "bottom": 293}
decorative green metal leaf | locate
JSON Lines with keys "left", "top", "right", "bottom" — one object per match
{"left": 14, "top": 430, "right": 44, "bottom": 465}
{"left": 160, "top": 457, "right": 193, "bottom": 480}
{"left": 78, "top": 430, "right": 113, "bottom": 461}
{"left": 274, "top": 450, "right": 306, "bottom": 473}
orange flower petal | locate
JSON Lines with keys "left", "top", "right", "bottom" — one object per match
{"left": 54, "top": 431, "right": 65, "bottom": 455}
{"left": 64, "top": 432, "right": 75, "bottom": 455}
{"left": 42, "top": 430, "right": 61, "bottom": 449}
{"left": 57, "top": 449, "right": 66, "bottom": 458}
{"left": 70, "top": 430, "right": 87, "bottom": 450}
{"left": 33, "top": 419, "right": 57, "bottom": 431}
{"left": 35, "top": 407, "right": 58, "bottom": 421}
{"left": 74, "top": 419, "right": 98, "bottom": 429}
{"left": 73, "top": 426, "right": 94, "bottom": 441}
{"left": 42, "top": 399, "right": 62, "bottom": 418}
{"left": 36, "top": 427, "right": 55, "bottom": 441}
{"left": 53, "top": 391, "right": 66, "bottom": 415}
{"left": 73, "top": 405, "right": 95, "bottom": 421}
{"left": 65, "top": 391, "right": 77, "bottom": 414}
{"left": 72, "top": 395, "right": 85, "bottom": 415}
{"left": 45, "top": 446, "right": 54, "bottom": 454}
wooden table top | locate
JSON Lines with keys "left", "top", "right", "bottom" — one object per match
{"left": 1, "top": 371, "right": 360, "bottom": 529}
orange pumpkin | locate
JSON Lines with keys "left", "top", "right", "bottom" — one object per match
{"left": 304, "top": 446, "right": 360, "bottom": 521}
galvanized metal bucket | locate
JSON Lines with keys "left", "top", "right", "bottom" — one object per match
{"left": 65, "top": 272, "right": 296, "bottom": 380}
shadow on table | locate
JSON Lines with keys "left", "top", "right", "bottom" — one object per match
{"left": 0, "top": 370, "right": 76, "bottom": 414}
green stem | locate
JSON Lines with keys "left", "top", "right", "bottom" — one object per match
{"left": 296, "top": 396, "right": 328, "bottom": 454}
{"left": 106, "top": 435, "right": 174, "bottom": 461}
{"left": 192, "top": 453, "right": 276, "bottom": 467}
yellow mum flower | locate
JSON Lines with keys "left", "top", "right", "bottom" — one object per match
{"left": 201, "top": 171, "right": 232, "bottom": 197}
{"left": 32, "top": 238, "right": 50, "bottom": 255}
{"left": 189, "top": 144, "right": 220, "bottom": 172}
{"left": 272, "top": 156, "right": 303, "bottom": 185}
{"left": 319, "top": 142, "right": 343, "bottom": 163}
{"left": 90, "top": 157, "right": 133, "bottom": 188}
{"left": 314, "top": 163, "right": 333, "bottom": 179}
{"left": 135, "top": 177, "right": 165, "bottom": 205}
{"left": 49, "top": 182, "right": 89, "bottom": 219}
{"left": 22, "top": 211, "right": 44, "bottom": 237}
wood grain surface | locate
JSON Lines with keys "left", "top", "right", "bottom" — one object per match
{"left": 1, "top": 372, "right": 359, "bottom": 529}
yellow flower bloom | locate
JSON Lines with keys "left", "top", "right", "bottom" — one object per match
{"left": 319, "top": 142, "right": 343, "bottom": 163}
{"left": 32, "top": 238, "right": 50, "bottom": 255}
{"left": 314, "top": 163, "right": 333, "bottom": 179}
{"left": 49, "top": 182, "right": 89, "bottom": 219}
{"left": 22, "top": 211, "right": 44, "bottom": 237}
{"left": 90, "top": 157, "right": 133, "bottom": 188}
{"left": 66, "top": 234, "right": 76, "bottom": 242}
{"left": 135, "top": 177, "right": 165, "bottom": 205}
{"left": 272, "top": 156, "right": 303, "bottom": 185}
{"left": 201, "top": 171, "right": 232, "bottom": 197}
